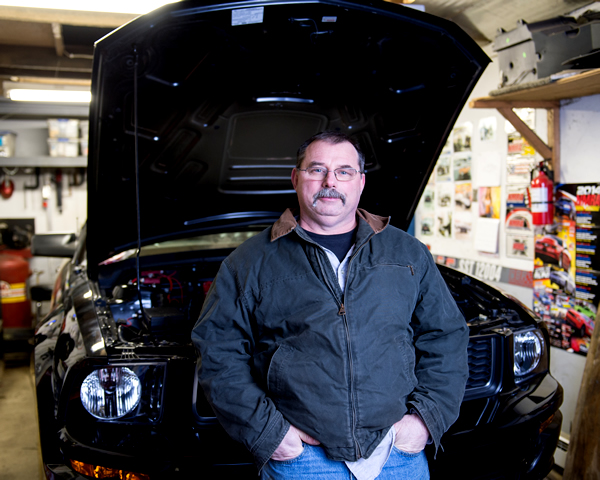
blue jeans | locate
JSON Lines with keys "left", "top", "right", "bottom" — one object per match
{"left": 261, "top": 444, "right": 429, "bottom": 480}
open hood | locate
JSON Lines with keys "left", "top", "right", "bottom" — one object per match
{"left": 87, "top": 0, "right": 489, "bottom": 273}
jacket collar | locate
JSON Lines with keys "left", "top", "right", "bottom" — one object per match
{"left": 270, "top": 208, "right": 389, "bottom": 242}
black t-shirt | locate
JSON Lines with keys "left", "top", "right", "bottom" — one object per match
{"left": 305, "top": 228, "right": 357, "bottom": 262}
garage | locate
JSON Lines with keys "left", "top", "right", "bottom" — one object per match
{"left": 0, "top": 1, "right": 599, "bottom": 478}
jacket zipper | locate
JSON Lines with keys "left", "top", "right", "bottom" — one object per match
{"left": 326, "top": 234, "right": 377, "bottom": 460}
{"left": 340, "top": 234, "right": 382, "bottom": 459}
{"left": 341, "top": 308, "right": 360, "bottom": 459}
{"left": 313, "top": 248, "right": 362, "bottom": 459}
{"left": 339, "top": 240, "right": 372, "bottom": 460}
{"left": 307, "top": 230, "right": 377, "bottom": 461}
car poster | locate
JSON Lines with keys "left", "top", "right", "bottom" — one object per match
{"left": 478, "top": 116, "right": 496, "bottom": 143}
{"left": 452, "top": 122, "right": 472, "bottom": 153}
{"left": 507, "top": 233, "right": 534, "bottom": 260}
{"left": 506, "top": 155, "right": 538, "bottom": 184}
{"left": 455, "top": 182, "right": 473, "bottom": 212}
{"left": 436, "top": 210, "right": 452, "bottom": 238}
{"left": 422, "top": 186, "right": 435, "bottom": 211}
{"left": 505, "top": 108, "right": 536, "bottom": 156}
{"left": 436, "top": 154, "right": 452, "bottom": 182}
{"left": 420, "top": 214, "right": 434, "bottom": 237}
{"left": 436, "top": 182, "right": 453, "bottom": 209}
{"left": 507, "top": 133, "right": 536, "bottom": 156}
{"left": 533, "top": 182, "right": 598, "bottom": 356}
{"left": 418, "top": 126, "right": 473, "bottom": 241}
{"left": 453, "top": 183, "right": 473, "bottom": 240}
{"left": 506, "top": 185, "right": 534, "bottom": 260}
{"left": 453, "top": 154, "right": 472, "bottom": 182}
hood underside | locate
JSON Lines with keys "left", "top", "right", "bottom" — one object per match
{"left": 87, "top": 0, "right": 489, "bottom": 273}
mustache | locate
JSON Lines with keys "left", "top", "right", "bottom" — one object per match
{"left": 313, "top": 188, "right": 346, "bottom": 206}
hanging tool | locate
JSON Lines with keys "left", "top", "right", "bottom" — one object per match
{"left": 0, "top": 167, "right": 17, "bottom": 199}
{"left": 69, "top": 167, "right": 86, "bottom": 187}
{"left": 24, "top": 167, "right": 41, "bottom": 210}
{"left": 42, "top": 175, "right": 51, "bottom": 209}
{"left": 24, "top": 167, "right": 41, "bottom": 190}
{"left": 0, "top": 175, "right": 14, "bottom": 199}
{"left": 54, "top": 169, "right": 63, "bottom": 214}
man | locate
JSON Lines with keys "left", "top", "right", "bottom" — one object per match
{"left": 192, "top": 131, "right": 468, "bottom": 479}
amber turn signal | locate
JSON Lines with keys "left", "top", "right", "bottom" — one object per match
{"left": 70, "top": 459, "right": 150, "bottom": 480}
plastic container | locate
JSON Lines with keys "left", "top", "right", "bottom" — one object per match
{"left": 48, "top": 138, "right": 79, "bottom": 157}
{"left": 0, "top": 131, "right": 17, "bottom": 157}
{"left": 47, "top": 118, "right": 80, "bottom": 139}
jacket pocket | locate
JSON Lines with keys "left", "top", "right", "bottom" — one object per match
{"left": 266, "top": 344, "right": 294, "bottom": 400}
{"left": 395, "top": 334, "right": 418, "bottom": 390}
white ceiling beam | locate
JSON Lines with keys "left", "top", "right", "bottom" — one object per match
{"left": 0, "top": 6, "right": 135, "bottom": 27}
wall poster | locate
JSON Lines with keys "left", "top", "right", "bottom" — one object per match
{"left": 533, "top": 183, "right": 598, "bottom": 356}
{"left": 506, "top": 185, "right": 534, "bottom": 261}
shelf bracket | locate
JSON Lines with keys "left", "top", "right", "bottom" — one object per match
{"left": 469, "top": 99, "right": 561, "bottom": 179}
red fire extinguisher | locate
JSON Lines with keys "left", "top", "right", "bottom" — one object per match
{"left": 529, "top": 161, "right": 554, "bottom": 225}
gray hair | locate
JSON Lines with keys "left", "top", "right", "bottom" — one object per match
{"left": 296, "top": 131, "right": 365, "bottom": 171}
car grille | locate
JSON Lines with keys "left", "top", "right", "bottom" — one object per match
{"left": 464, "top": 335, "right": 501, "bottom": 400}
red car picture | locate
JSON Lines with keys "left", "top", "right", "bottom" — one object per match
{"left": 566, "top": 309, "right": 595, "bottom": 338}
{"left": 535, "top": 235, "right": 571, "bottom": 271}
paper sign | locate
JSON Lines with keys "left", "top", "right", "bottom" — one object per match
{"left": 475, "top": 218, "right": 500, "bottom": 253}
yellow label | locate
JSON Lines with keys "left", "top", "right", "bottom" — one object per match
{"left": 0, "top": 280, "right": 26, "bottom": 303}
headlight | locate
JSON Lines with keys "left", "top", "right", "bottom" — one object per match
{"left": 513, "top": 330, "right": 543, "bottom": 381}
{"left": 80, "top": 367, "right": 141, "bottom": 419}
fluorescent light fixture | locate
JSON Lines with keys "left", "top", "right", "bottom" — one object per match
{"left": 4, "top": 81, "right": 91, "bottom": 103}
{"left": 8, "top": 89, "right": 91, "bottom": 103}
{"left": 0, "top": 0, "right": 178, "bottom": 14}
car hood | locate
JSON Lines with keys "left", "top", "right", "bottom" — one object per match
{"left": 87, "top": 0, "right": 489, "bottom": 275}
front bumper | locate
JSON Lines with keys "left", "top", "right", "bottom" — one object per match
{"left": 43, "top": 373, "right": 562, "bottom": 480}
{"left": 429, "top": 373, "right": 563, "bottom": 479}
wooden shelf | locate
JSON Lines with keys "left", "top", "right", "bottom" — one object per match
{"left": 467, "top": 69, "right": 600, "bottom": 178}
{"left": 470, "top": 68, "right": 600, "bottom": 105}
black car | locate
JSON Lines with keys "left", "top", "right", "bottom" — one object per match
{"left": 32, "top": 1, "right": 562, "bottom": 479}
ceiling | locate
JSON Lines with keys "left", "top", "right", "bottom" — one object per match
{"left": 0, "top": 0, "right": 596, "bottom": 89}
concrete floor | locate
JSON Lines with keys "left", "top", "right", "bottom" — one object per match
{"left": 0, "top": 355, "right": 43, "bottom": 480}
{"left": 0, "top": 353, "right": 563, "bottom": 480}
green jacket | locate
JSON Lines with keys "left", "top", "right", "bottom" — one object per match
{"left": 192, "top": 208, "right": 468, "bottom": 470}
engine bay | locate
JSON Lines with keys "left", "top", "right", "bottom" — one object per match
{"left": 98, "top": 250, "right": 539, "bottom": 348}
{"left": 101, "top": 255, "right": 223, "bottom": 346}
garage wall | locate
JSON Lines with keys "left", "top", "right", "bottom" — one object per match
{"left": 415, "top": 46, "right": 543, "bottom": 292}
{"left": 415, "top": 45, "right": 600, "bottom": 459}
{"left": 0, "top": 119, "right": 87, "bottom": 234}
{"left": 0, "top": 118, "right": 87, "bottom": 286}
{"left": 560, "top": 93, "right": 600, "bottom": 184}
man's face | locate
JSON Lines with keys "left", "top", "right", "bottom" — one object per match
{"left": 291, "top": 140, "right": 365, "bottom": 234}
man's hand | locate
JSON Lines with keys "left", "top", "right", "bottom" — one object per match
{"left": 271, "top": 425, "right": 321, "bottom": 461}
{"left": 393, "top": 414, "right": 430, "bottom": 454}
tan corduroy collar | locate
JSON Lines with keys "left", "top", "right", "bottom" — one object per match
{"left": 270, "top": 208, "right": 389, "bottom": 242}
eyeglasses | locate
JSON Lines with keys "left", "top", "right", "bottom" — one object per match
{"left": 296, "top": 167, "right": 364, "bottom": 181}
